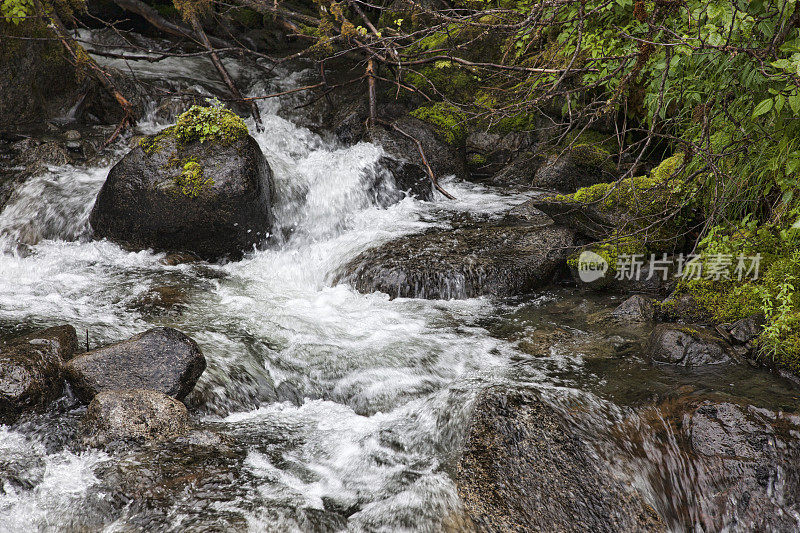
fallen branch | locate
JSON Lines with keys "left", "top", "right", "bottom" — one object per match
{"left": 33, "top": 0, "right": 136, "bottom": 141}
{"left": 111, "top": 0, "right": 228, "bottom": 49}
{"left": 189, "top": 15, "right": 263, "bottom": 130}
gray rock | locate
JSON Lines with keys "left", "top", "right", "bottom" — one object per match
{"left": 82, "top": 389, "right": 189, "bottom": 447}
{"left": 505, "top": 199, "right": 554, "bottom": 226}
{"left": 612, "top": 295, "right": 657, "bottom": 321}
{"left": 89, "top": 129, "right": 273, "bottom": 261}
{"left": 646, "top": 324, "right": 737, "bottom": 366}
{"left": 682, "top": 401, "right": 800, "bottom": 531}
{"left": 337, "top": 222, "right": 574, "bottom": 299}
{"left": 64, "top": 130, "right": 81, "bottom": 141}
{"left": 457, "top": 387, "right": 665, "bottom": 532}
{"left": 0, "top": 325, "right": 78, "bottom": 423}
{"left": 366, "top": 116, "right": 466, "bottom": 181}
{"left": 370, "top": 156, "right": 433, "bottom": 202}
{"left": 533, "top": 145, "right": 616, "bottom": 192}
{"left": 65, "top": 327, "right": 206, "bottom": 403}
{"left": 727, "top": 314, "right": 766, "bottom": 344}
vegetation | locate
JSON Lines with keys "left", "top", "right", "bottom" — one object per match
{"left": 3, "top": 0, "right": 800, "bottom": 372}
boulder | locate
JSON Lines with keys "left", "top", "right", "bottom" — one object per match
{"left": 681, "top": 401, "right": 800, "bottom": 531}
{"left": 646, "top": 324, "right": 738, "bottom": 366}
{"left": 366, "top": 116, "right": 466, "bottom": 181}
{"left": 457, "top": 387, "right": 665, "bottom": 532}
{"left": 0, "top": 325, "right": 78, "bottom": 423}
{"left": 65, "top": 327, "right": 206, "bottom": 403}
{"left": 532, "top": 144, "right": 617, "bottom": 192}
{"left": 727, "top": 314, "right": 766, "bottom": 344}
{"left": 89, "top": 110, "right": 273, "bottom": 260}
{"left": 528, "top": 155, "right": 690, "bottom": 250}
{"left": 368, "top": 156, "right": 433, "bottom": 202}
{"left": 612, "top": 295, "right": 657, "bottom": 321}
{"left": 82, "top": 389, "right": 189, "bottom": 447}
{"left": 337, "top": 222, "right": 574, "bottom": 299}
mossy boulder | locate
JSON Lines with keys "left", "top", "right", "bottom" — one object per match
{"left": 336, "top": 220, "right": 573, "bottom": 299}
{"left": 90, "top": 105, "right": 273, "bottom": 260}
{"left": 528, "top": 153, "right": 691, "bottom": 250}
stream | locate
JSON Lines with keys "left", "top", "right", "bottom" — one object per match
{"left": 1, "top": 32, "right": 800, "bottom": 532}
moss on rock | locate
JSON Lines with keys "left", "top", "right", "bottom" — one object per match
{"left": 409, "top": 102, "right": 468, "bottom": 146}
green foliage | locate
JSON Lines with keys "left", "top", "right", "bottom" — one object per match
{"left": 1, "top": 0, "right": 32, "bottom": 24}
{"left": 174, "top": 98, "right": 248, "bottom": 145}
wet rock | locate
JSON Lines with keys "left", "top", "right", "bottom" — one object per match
{"left": 612, "top": 295, "right": 657, "bottom": 321}
{"left": 338, "top": 222, "right": 574, "bottom": 299}
{"left": 457, "top": 387, "right": 665, "bottom": 532}
{"left": 466, "top": 133, "right": 535, "bottom": 182}
{"left": 366, "top": 116, "right": 466, "bottom": 181}
{"left": 533, "top": 145, "right": 617, "bottom": 192}
{"left": 14, "top": 139, "right": 72, "bottom": 167}
{"left": 369, "top": 156, "right": 433, "bottom": 202}
{"left": 505, "top": 199, "right": 554, "bottom": 226}
{"left": 646, "top": 324, "right": 738, "bottom": 366}
{"left": 160, "top": 251, "right": 201, "bottom": 266}
{"left": 0, "top": 24, "right": 81, "bottom": 128}
{"left": 727, "top": 314, "right": 766, "bottom": 344}
{"left": 65, "top": 327, "right": 206, "bottom": 403}
{"left": 89, "top": 128, "right": 273, "bottom": 261}
{"left": 682, "top": 401, "right": 800, "bottom": 531}
{"left": 82, "top": 389, "right": 189, "bottom": 447}
{"left": 0, "top": 325, "right": 78, "bottom": 423}
{"left": 485, "top": 151, "right": 545, "bottom": 187}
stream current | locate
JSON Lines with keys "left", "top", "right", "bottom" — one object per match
{"left": 1, "top": 33, "right": 799, "bottom": 532}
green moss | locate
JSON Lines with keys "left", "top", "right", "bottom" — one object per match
{"left": 409, "top": 102, "right": 468, "bottom": 146}
{"left": 175, "top": 159, "right": 213, "bottom": 197}
{"left": 651, "top": 152, "right": 684, "bottom": 182}
{"left": 674, "top": 278, "right": 763, "bottom": 323}
{"left": 173, "top": 103, "right": 248, "bottom": 145}
{"left": 468, "top": 153, "right": 487, "bottom": 166}
{"left": 567, "top": 236, "right": 646, "bottom": 277}
{"left": 757, "top": 312, "right": 800, "bottom": 374}
{"left": 569, "top": 144, "right": 614, "bottom": 170}
{"left": 139, "top": 102, "right": 248, "bottom": 156}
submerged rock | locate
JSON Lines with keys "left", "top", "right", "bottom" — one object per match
{"left": 89, "top": 107, "right": 273, "bottom": 260}
{"left": 646, "top": 324, "right": 739, "bottom": 366}
{"left": 338, "top": 221, "right": 573, "bottom": 299}
{"left": 82, "top": 389, "right": 189, "bottom": 447}
{"left": 0, "top": 325, "right": 78, "bottom": 423}
{"left": 612, "top": 294, "right": 657, "bottom": 321}
{"left": 457, "top": 387, "right": 665, "bottom": 532}
{"left": 65, "top": 327, "right": 205, "bottom": 403}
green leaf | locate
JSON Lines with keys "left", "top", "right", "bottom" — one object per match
{"left": 752, "top": 98, "right": 774, "bottom": 117}
{"left": 790, "top": 92, "right": 800, "bottom": 115}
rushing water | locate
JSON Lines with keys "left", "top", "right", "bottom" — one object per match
{"left": 2, "top": 32, "right": 800, "bottom": 532}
